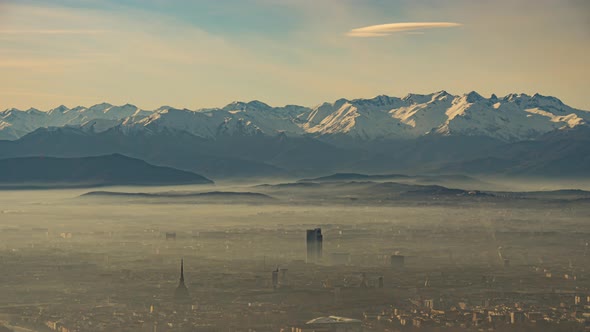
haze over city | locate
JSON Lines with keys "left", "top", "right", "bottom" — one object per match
{"left": 1, "top": 1, "right": 590, "bottom": 332}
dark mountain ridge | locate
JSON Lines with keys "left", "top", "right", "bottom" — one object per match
{"left": 0, "top": 154, "right": 212, "bottom": 187}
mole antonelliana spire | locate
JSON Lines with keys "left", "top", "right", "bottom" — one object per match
{"left": 174, "top": 258, "right": 191, "bottom": 304}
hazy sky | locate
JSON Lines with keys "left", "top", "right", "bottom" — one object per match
{"left": 1, "top": 0, "right": 589, "bottom": 110}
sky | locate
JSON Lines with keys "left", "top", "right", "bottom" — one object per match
{"left": 0, "top": 0, "right": 589, "bottom": 110}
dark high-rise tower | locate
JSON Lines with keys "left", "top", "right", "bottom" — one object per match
{"left": 306, "top": 228, "right": 323, "bottom": 263}
{"left": 174, "top": 259, "right": 191, "bottom": 304}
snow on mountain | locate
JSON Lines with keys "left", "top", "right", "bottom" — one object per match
{"left": 129, "top": 101, "right": 309, "bottom": 138}
{"left": 304, "top": 95, "right": 414, "bottom": 138}
{"left": 390, "top": 91, "right": 453, "bottom": 137}
{"left": 0, "top": 108, "right": 48, "bottom": 139}
{"left": 216, "top": 100, "right": 309, "bottom": 136}
{"left": 437, "top": 93, "right": 590, "bottom": 141}
{"left": 0, "top": 103, "right": 151, "bottom": 140}
{"left": 1, "top": 92, "right": 588, "bottom": 141}
{"left": 302, "top": 91, "right": 589, "bottom": 141}
{"left": 131, "top": 108, "right": 220, "bottom": 137}
{"left": 305, "top": 98, "right": 406, "bottom": 139}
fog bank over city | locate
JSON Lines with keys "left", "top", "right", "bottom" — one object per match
{"left": 1, "top": 177, "right": 589, "bottom": 331}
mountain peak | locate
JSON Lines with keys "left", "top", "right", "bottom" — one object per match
{"left": 350, "top": 95, "right": 402, "bottom": 107}
{"left": 88, "top": 102, "right": 113, "bottom": 112}
{"left": 402, "top": 93, "right": 431, "bottom": 104}
{"left": 334, "top": 97, "right": 349, "bottom": 103}
{"left": 531, "top": 93, "right": 564, "bottom": 106}
{"left": 223, "top": 100, "right": 271, "bottom": 111}
{"left": 246, "top": 100, "right": 271, "bottom": 109}
{"left": 504, "top": 93, "right": 531, "bottom": 102}
{"left": 432, "top": 90, "right": 452, "bottom": 101}
{"left": 464, "top": 91, "right": 484, "bottom": 103}
{"left": 49, "top": 105, "right": 69, "bottom": 113}
{"left": 154, "top": 105, "right": 173, "bottom": 112}
{"left": 1, "top": 108, "right": 22, "bottom": 115}
{"left": 25, "top": 107, "right": 42, "bottom": 113}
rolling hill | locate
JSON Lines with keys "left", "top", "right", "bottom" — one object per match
{"left": 0, "top": 154, "right": 212, "bottom": 187}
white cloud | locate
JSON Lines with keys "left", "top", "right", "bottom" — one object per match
{"left": 347, "top": 22, "right": 462, "bottom": 37}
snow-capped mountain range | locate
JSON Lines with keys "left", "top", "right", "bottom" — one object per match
{"left": 1, "top": 91, "right": 588, "bottom": 142}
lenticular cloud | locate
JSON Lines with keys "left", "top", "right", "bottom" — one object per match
{"left": 347, "top": 22, "right": 462, "bottom": 37}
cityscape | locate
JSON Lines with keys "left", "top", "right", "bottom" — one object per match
{"left": 0, "top": 185, "right": 589, "bottom": 331}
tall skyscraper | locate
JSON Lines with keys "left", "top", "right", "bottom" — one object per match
{"left": 306, "top": 228, "right": 323, "bottom": 263}
{"left": 174, "top": 259, "right": 191, "bottom": 304}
